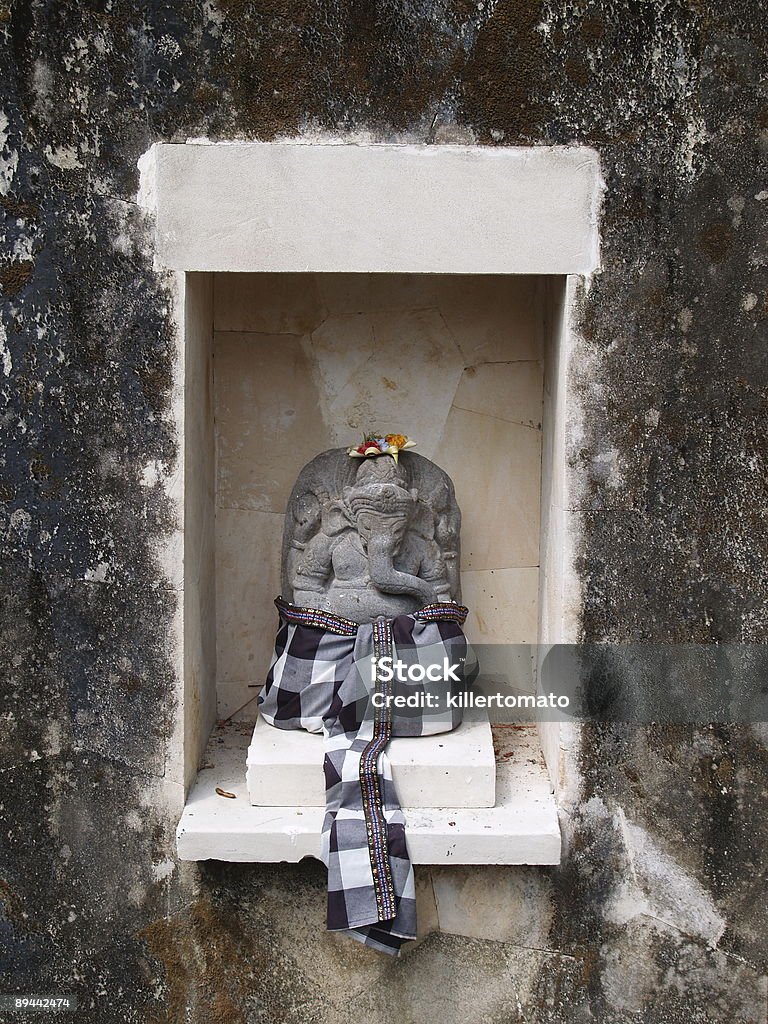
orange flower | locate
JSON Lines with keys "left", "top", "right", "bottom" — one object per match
{"left": 385, "top": 433, "right": 408, "bottom": 448}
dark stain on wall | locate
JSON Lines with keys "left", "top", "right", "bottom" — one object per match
{"left": 1, "top": 1, "right": 766, "bottom": 1021}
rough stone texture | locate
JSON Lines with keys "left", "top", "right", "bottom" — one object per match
{"left": 1, "top": 3, "right": 767, "bottom": 1024}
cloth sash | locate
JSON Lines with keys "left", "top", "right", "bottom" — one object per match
{"left": 257, "top": 596, "right": 469, "bottom": 955}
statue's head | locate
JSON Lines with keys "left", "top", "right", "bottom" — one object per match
{"left": 343, "top": 459, "right": 418, "bottom": 553}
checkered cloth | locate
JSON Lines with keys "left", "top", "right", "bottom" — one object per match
{"left": 257, "top": 597, "right": 470, "bottom": 955}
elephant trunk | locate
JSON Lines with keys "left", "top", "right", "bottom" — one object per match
{"left": 367, "top": 531, "right": 435, "bottom": 604}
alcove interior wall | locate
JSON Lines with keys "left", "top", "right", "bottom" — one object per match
{"left": 182, "top": 271, "right": 567, "bottom": 791}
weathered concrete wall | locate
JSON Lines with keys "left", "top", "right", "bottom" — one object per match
{"left": 1, "top": 2, "right": 766, "bottom": 1022}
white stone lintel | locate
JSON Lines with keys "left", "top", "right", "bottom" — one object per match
{"left": 177, "top": 723, "right": 561, "bottom": 865}
{"left": 142, "top": 142, "right": 603, "bottom": 276}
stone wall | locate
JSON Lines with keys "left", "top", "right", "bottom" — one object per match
{"left": 1, "top": 3, "right": 766, "bottom": 1023}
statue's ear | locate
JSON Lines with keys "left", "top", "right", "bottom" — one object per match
{"left": 325, "top": 498, "right": 351, "bottom": 536}
{"left": 410, "top": 501, "right": 436, "bottom": 540}
{"left": 292, "top": 491, "right": 321, "bottom": 524}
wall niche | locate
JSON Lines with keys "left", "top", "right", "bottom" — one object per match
{"left": 179, "top": 269, "right": 568, "bottom": 863}
{"left": 211, "top": 272, "right": 553, "bottom": 721}
{"left": 144, "top": 141, "right": 602, "bottom": 860}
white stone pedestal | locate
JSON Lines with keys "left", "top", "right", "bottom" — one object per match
{"left": 246, "top": 711, "right": 497, "bottom": 809}
{"left": 176, "top": 721, "right": 561, "bottom": 865}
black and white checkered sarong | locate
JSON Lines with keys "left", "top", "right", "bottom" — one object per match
{"left": 257, "top": 597, "right": 469, "bottom": 955}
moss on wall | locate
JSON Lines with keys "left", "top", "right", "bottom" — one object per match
{"left": 1, "top": 1, "right": 766, "bottom": 1021}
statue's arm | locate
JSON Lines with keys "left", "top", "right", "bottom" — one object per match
{"left": 419, "top": 540, "right": 454, "bottom": 602}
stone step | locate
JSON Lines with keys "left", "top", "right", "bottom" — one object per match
{"left": 246, "top": 710, "right": 496, "bottom": 808}
{"left": 177, "top": 722, "right": 561, "bottom": 865}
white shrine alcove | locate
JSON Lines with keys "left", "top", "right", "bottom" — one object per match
{"left": 139, "top": 142, "right": 603, "bottom": 865}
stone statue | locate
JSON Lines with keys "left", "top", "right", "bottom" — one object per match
{"left": 281, "top": 448, "right": 461, "bottom": 623}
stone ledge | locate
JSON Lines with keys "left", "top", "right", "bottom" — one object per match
{"left": 177, "top": 722, "right": 561, "bottom": 865}
{"left": 246, "top": 711, "right": 497, "bottom": 809}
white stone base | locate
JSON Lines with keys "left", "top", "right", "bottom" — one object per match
{"left": 246, "top": 712, "right": 496, "bottom": 809}
{"left": 177, "top": 722, "right": 561, "bottom": 865}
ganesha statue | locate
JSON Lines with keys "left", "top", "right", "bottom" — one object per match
{"left": 280, "top": 441, "right": 462, "bottom": 623}
{"left": 261, "top": 437, "right": 468, "bottom": 954}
